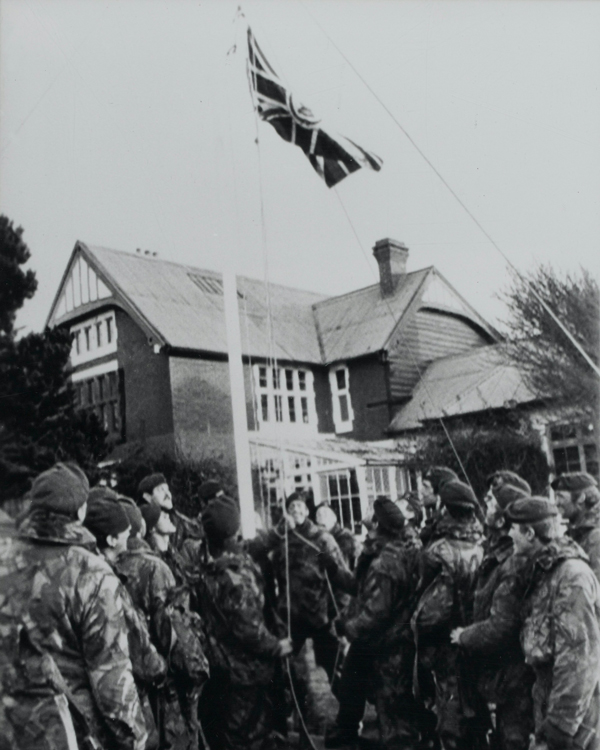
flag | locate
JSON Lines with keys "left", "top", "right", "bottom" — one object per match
{"left": 246, "top": 28, "right": 383, "bottom": 188}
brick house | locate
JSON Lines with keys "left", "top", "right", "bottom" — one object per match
{"left": 47, "top": 237, "right": 507, "bottom": 527}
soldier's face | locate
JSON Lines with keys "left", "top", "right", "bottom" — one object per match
{"left": 109, "top": 526, "right": 131, "bottom": 554}
{"left": 156, "top": 510, "right": 176, "bottom": 535}
{"left": 485, "top": 493, "right": 500, "bottom": 524}
{"left": 316, "top": 506, "right": 336, "bottom": 532}
{"left": 151, "top": 483, "right": 173, "bottom": 511}
{"left": 421, "top": 480, "right": 436, "bottom": 507}
{"left": 555, "top": 490, "right": 578, "bottom": 521}
{"left": 288, "top": 500, "right": 309, "bottom": 526}
{"left": 509, "top": 523, "right": 535, "bottom": 554}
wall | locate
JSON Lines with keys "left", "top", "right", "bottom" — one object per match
{"left": 346, "top": 355, "right": 390, "bottom": 440}
{"left": 388, "top": 308, "right": 491, "bottom": 400}
{"left": 313, "top": 366, "right": 335, "bottom": 433}
{"left": 115, "top": 310, "right": 175, "bottom": 445}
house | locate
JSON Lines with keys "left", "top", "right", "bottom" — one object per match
{"left": 47, "top": 237, "right": 500, "bottom": 528}
{"left": 387, "top": 343, "right": 599, "bottom": 482}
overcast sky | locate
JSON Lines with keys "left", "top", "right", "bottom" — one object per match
{"left": 1, "top": 0, "right": 599, "bottom": 336}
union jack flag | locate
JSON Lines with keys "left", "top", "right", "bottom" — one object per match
{"left": 247, "top": 28, "right": 383, "bottom": 188}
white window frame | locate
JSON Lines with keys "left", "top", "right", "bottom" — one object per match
{"left": 329, "top": 364, "right": 354, "bottom": 434}
{"left": 70, "top": 311, "right": 117, "bottom": 366}
{"left": 253, "top": 364, "right": 317, "bottom": 431}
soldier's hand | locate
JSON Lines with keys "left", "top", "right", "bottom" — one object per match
{"left": 450, "top": 627, "right": 465, "bottom": 645}
{"left": 278, "top": 638, "right": 293, "bottom": 657}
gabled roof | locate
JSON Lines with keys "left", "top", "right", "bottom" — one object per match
{"left": 388, "top": 344, "right": 539, "bottom": 432}
{"left": 49, "top": 243, "right": 327, "bottom": 363}
{"left": 47, "top": 242, "right": 497, "bottom": 366}
{"left": 313, "top": 269, "right": 431, "bottom": 364}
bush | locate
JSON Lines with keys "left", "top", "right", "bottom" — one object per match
{"left": 409, "top": 411, "right": 550, "bottom": 498}
{"left": 111, "top": 445, "right": 237, "bottom": 517}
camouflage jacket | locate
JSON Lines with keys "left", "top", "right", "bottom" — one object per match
{"left": 344, "top": 525, "right": 422, "bottom": 654}
{"left": 109, "top": 561, "right": 167, "bottom": 688}
{"left": 521, "top": 537, "right": 600, "bottom": 746}
{"left": 413, "top": 516, "right": 483, "bottom": 664}
{"left": 195, "top": 543, "right": 280, "bottom": 686}
{"left": 0, "top": 510, "right": 146, "bottom": 750}
{"left": 116, "top": 538, "right": 177, "bottom": 656}
{"left": 331, "top": 522, "right": 358, "bottom": 571}
{"left": 569, "top": 503, "right": 600, "bottom": 583}
{"left": 253, "top": 519, "right": 353, "bottom": 630}
{"left": 458, "top": 534, "right": 533, "bottom": 701}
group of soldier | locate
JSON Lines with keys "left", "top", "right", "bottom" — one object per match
{"left": 1, "top": 460, "right": 600, "bottom": 750}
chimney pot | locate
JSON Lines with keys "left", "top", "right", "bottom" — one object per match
{"left": 373, "top": 238, "right": 409, "bottom": 297}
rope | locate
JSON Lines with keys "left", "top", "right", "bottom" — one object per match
{"left": 301, "top": 1, "right": 600, "bottom": 379}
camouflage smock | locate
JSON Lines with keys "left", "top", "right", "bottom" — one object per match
{"left": 0, "top": 509, "right": 147, "bottom": 750}
{"left": 521, "top": 537, "right": 600, "bottom": 749}
{"left": 195, "top": 543, "right": 281, "bottom": 686}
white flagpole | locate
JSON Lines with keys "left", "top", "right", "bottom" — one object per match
{"left": 223, "top": 271, "right": 256, "bottom": 539}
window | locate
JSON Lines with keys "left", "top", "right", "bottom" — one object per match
{"left": 319, "top": 469, "right": 362, "bottom": 533}
{"left": 73, "top": 366, "right": 125, "bottom": 443}
{"left": 253, "top": 365, "right": 316, "bottom": 428}
{"left": 548, "top": 421, "right": 599, "bottom": 480}
{"left": 70, "top": 311, "right": 117, "bottom": 366}
{"left": 274, "top": 395, "right": 283, "bottom": 422}
{"left": 329, "top": 365, "right": 353, "bottom": 433}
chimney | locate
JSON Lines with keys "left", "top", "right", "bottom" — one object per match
{"left": 373, "top": 238, "right": 409, "bottom": 297}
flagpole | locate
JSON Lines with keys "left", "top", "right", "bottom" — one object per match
{"left": 223, "top": 271, "right": 256, "bottom": 539}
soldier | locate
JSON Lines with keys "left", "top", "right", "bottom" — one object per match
{"left": 420, "top": 466, "right": 458, "bottom": 546}
{"left": 451, "top": 482, "right": 535, "bottom": 750}
{"left": 486, "top": 470, "right": 531, "bottom": 498}
{"left": 138, "top": 473, "right": 203, "bottom": 552}
{"left": 316, "top": 503, "right": 358, "bottom": 572}
{"left": 118, "top": 503, "right": 207, "bottom": 750}
{"left": 85, "top": 490, "right": 168, "bottom": 749}
{"left": 333, "top": 497, "right": 422, "bottom": 750}
{"left": 0, "top": 463, "right": 147, "bottom": 750}
{"left": 412, "top": 479, "right": 487, "bottom": 750}
{"left": 506, "top": 496, "right": 600, "bottom": 750}
{"left": 552, "top": 472, "right": 600, "bottom": 581}
{"left": 196, "top": 494, "right": 292, "bottom": 750}
{"left": 250, "top": 493, "right": 353, "bottom": 684}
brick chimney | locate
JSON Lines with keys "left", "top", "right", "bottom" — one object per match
{"left": 373, "top": 238, "right": 409, "bottom": 297}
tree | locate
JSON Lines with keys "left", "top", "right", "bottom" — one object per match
{"left": 0, "top": 216, "right": 38, "bottom": 337}
{"left": 500, "top": 264, "right": 600, "bottom": 423}
{"left": 0, "top": 217, "right": 108, "bottom": 504}
{"left": 410, "top": 410, "right": 550, "bottom": 498}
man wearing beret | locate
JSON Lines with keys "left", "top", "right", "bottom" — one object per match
{"left": 249, "top": 492, "right": 353, "bottom": 687}
{"left": 506, "top": 496, "right": 600, "bottom": 750}
{"left": 138, "top": 472, "right": 203, "bottom": 554}
{"left": 328, "top": 496, "right": 423, "bottom": 750}
{"left": 420, "top": 466, "right": 459, "bottom": 547}
{"left": 0, "top": 463, "right": 147, "bottom": 750}
{"left": 196, "top": 495, "right": 292, "bottom": 750}
{"left": 451, "top": 480, "right": 535, "bottom": 750}
{"left": 85, "top": 489, "right": 167, "bottom": 749}
{"left": 553, "top": 472, "right": 600, "bottom": 581}
{"left": 412, "top": 479, "right": 487, "bottom": 750}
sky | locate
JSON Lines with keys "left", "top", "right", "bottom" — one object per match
{"left": 1, "top": 0, "right": 599, "bottom": 336}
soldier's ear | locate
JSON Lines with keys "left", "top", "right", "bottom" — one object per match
{"left": 106, "top": 534, "right": 118, "bottom": 548}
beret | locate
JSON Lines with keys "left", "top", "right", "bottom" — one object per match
{"left": 198, "top": 480, "right": 222, "bottom": 502}
{"left": 202, "top": 495, "right": 240, "bottom": 541}
{"left": 487, "top": 471, "right": 531, "bottom": 495}
{"left": 424, "top": 467, "right": 458, "bottom": 495}
{"left": 138, "top": 473, "right": 167, "bottom": 499}
{"left": 373, "top": 496, "right": 405, "bottom": 532}
{"left": 286, "top": 492, "right": 307, "bottom": 509}
{"left": 88, "top": 485, "right": 119, "bottom": 504}
{"left": 505, "top": 496, "right": 558, "bottom": 524}
{"left": 119, "top": 496, "right": 143, "bottom": 537}
{"left": 494, "top": 484, "right": 529, "bottom": 510}
{"left": 551, "top": 472, "right": 598, "bottom": 492}
{"left": 141, "top": 503, "right": 162, "bottom": 534}
{"left": 85, "top": 498, "right": 130, "bottom": 539}
{"left": 439, "top": 480, "right": 479, "bottom": 511}
{"left": 30, "top": 463, "right": 89, "bottom": 517}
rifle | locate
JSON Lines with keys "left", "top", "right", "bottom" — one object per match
{"left": 40, "top": 652, "right": 102, "bottom": 750}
